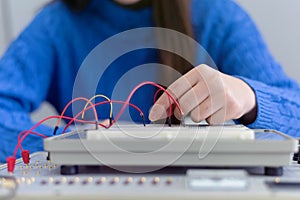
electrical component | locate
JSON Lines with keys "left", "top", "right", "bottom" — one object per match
{"left": 1, "top": 153, "right": 300, "bottom": 199}
{"left": 82, "top": 94, "right": 113, "bottom": 126}
{"left": 62, "top": 100, "right": 146, "bottom": 132}
{"left": 21, "top": 150, "right": 30, "bottom": 165}
{"left": 52, "top": 126, "right": 59, "bottom": 136}
{"left": 6, "top": 81, "right": 183, "bottom": 173}
{"left": 56, "top": 97, "right": 99, "bottom": 132}
{"left": 6, "top": 157, "right": 16, "bottom": 173}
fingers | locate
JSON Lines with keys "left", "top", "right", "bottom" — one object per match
{"left": 166, "top": 65, "right": 217, "bottom": 101}
{"left": 149, "top": 64, "right": 255, "bottom": 125}
{"left": 206, "top": 107, "right": 227, "bottom": 125}
{"left": 149, "top": 104, "right": 168, "bottom": 121}
{"left": 149, "top": 68, "right": 200, "bottom": 121}
{"left": 149, "top": 65, "right": 220, "bottom": 122}
{"left": 178, "top": 82, "right": 209, "bottom": 116}
{"left": 191, "top": 91, "right": 244, "bottom": 125}
{"left": 190, "top": 92, "right": 224, "bottom": 123}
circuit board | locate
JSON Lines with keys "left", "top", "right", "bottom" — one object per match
{"left": 1, "top": 152, "right": 300, "bottom": 200}
{"left": 0, "top": 125, "right": 299, "bottom": 199}
{"left": 44, "top": 125, "right": 297, "bottom": 172}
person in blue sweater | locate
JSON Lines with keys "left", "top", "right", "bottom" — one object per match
{"left": 0, "top": 0, "right": 300, "bottom": 162}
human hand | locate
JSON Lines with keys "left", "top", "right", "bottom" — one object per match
{"left": 149, "top": 64, "right": 257, "bottom": 124}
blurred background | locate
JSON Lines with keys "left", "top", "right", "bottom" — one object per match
{"left": 1, "top": 0, "right": 300, "bottom": 83}
{"left": 0, "top": 0, "right": 300, "bottom": 121}
{"left": 1, "top": 0, "right": 300, "bottom": 81}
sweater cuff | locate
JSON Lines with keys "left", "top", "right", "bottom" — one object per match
{"left": 234, "top": 76, "right": 274, "bottom": 129}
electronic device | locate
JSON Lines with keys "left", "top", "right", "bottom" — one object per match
{"left": 0, "top": 125, "right": 299, "bottom": 199}
{"left": 43, "top": 124, "right": 297, "bottom": 175}
{"left": 1, "top": 152, "right": 300, "bottom": 200}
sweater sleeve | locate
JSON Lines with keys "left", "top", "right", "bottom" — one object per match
{"left": 0, "top": 9, "right": 57, "bottom": 162}
{"left": 208, "top": 0, "right": 300, "bottom": 137}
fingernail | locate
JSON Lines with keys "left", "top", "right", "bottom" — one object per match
{"left": 149, "top": 104, "right": 167, "bottom": 121}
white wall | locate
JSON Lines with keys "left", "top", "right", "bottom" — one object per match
{"left": 0, "top": 0, "right": 49, "bottom": 56}
{"left": 9, "top": 0, "right": 50, "bottom": 39}
{"left": 236, "top": 0, "right": 300, "bottom": 82}
{"left": 0, "top": 1, "right": 7, "bottom": 56}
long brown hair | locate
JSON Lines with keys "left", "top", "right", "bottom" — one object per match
{"left": 61, "top": 0, "right": 195, "bottom": 75}
{"left": 153, "top": 0, "right": 194, "bottom": 75}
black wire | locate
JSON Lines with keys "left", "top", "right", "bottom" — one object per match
{"left": 52, "top": 126, "right": 59, "bottom": 136}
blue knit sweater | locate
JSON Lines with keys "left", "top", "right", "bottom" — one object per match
{"left": 0, "top": 0, "right": 299, "bottom": 162}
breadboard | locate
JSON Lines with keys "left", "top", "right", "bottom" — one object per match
{"left": 44, "top": 125, "right": 297, "bottom": 168}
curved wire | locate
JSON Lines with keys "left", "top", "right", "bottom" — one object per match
{"left": 114, "top": 81, "right": 184, "bottom": 125}
{"left": 12, "top": 82, "right": 183, "bottom": 159}
{"left": 13, "top": 116, "right": 109, "bottom": 158}
{"left": 62, "top": 100, "right": 145, "bottom": 133}
{"left": 81, "top": 94, "right": 113, "bottom": 120}
{"left": 55, "top": 97, "right": 99, "bottom": 128}
{"left": 14, "top": 131, "right": 48, "bottom": 158}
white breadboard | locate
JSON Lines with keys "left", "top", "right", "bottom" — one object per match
{"left": 44, "top": 125, "right": 297, "bottom": 168}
